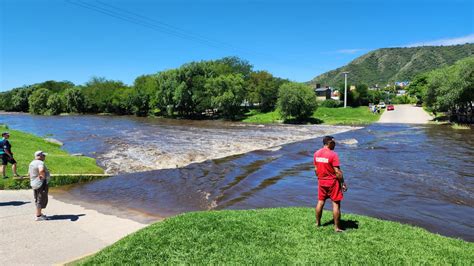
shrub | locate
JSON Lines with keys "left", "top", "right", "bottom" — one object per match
{"left": 319, "top": 99, "right": 342, "bottom": 108}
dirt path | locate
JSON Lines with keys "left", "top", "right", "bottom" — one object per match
{"left": 378, "top": 104, "right": 433, "bottom": 124}
{"left": 0, "top": 190, "right": 149, "bottom": 265}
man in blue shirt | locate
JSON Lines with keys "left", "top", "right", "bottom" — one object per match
{"left": 1, "top": 132, "right": 20, "bottom": 178}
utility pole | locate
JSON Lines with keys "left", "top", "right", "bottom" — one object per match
{"left": 342, "top": 72, "right": 349, "bottom": 108}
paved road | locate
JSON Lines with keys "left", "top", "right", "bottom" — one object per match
{"left": 378, "top": 104, "right": 433, "bottom": 124}
{"left": 0, "top": 190, "right": 148, "bottom": 265}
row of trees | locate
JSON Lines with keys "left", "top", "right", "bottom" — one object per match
{"left": 407, "top": 56, "right": 474, "bottom": 116}
{"left": 0, "top": 57, "right": 319, "bottom": 120}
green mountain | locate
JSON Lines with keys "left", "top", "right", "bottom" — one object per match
{"left": 309, "top": 43, "right": 474, "bottom": 87}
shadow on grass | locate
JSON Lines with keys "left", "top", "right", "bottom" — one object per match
{"left": 284, "top": 117, "right": 324, "bottom": 125}
{"left": 48, "top": 214, "right": 86, "bottom": 222}
{"left": 0, "top": 201, "right": 31, "bottom": 206}
{"left": 322, "top": 219, "right": 359, "bottom": 230}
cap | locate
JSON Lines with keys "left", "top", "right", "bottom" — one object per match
{"left": 2, "top": 132, "right": 9, "bottom": 136}
{"left": 34, "top": 151, "right": 48, "bottom": 157}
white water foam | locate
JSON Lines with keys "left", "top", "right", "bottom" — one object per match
{"left": 98, "top": 124, "right": 360, "bottom": 174}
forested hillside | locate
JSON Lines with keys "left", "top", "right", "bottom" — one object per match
{"left": 309, "top": 43, "right": 474, "bottom": 87}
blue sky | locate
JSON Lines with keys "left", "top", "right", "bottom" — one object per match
{"left": 1, "top": 0, "right": 473, "bottom": 91}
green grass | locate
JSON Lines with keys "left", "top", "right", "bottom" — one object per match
{"left": 242, "top": 109, "right": 283, "bottom": 123}
{"left": 0, "top": 125, "right": 104, "bottom": 189}
{"left": 242, "top": 107, "right": 382, "bottom": 125}
{"left": 313, "top": 106, "right": 382, "bottom": 125}
{"left": 78, "top": 207, "right": 473, "bottom": 265}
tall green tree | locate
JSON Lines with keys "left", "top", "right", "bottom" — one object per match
{"left": 206, "top": 74, "right": 245, "bottom": 118}
{"left": 407, "top": 74, "right": 429, "bottom": 102}
{"left": 64, "top": 87, "right": 85, "bottom": 113}
{"left": 83, "top": 77, "right": 127, "bottom": 113}
{"left": 355, "top": 84, "right": 369, "bottom": 105}
{"left": 0, "top": 92, "right": 13, "bottom": 111}
{"left": 247, "top": 71, "right": 283, "bottom": 112}
{"left": 35, "top": 80, "right": 74, "bottom": 93}
{"left": 28, "top": 88, "right": 51, "bottom": 114}
{"left": 107, "top": 87, "right": 134, "bottom": 115}
{"left": 277, "top": 82, "right": 318, "bottom": 121}
{"left": 46, "top": 94, "right": 63, "bottom": 115}
{"left": 10, "top": 88, "right": 32, "bottom": 112}
{"left": 153, "top": 69, "right": 182, "bottom": 116}
{"left": 130, "top": 91, "right": 150, "bottom": 116}
{"left": 214, "top": 56, "right": 253, "bottom": 78}
{"left": 434, "top": 57, "right": 474, "bottom": 112}
{"left": 134, "top": 75, "right": 158, "bottom": 112}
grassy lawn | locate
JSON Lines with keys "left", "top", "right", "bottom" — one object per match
{"left": 0, "top": 125, "right": 104, "bottom": 189}
{"left": 242, "top": 107, "right": 382, "bottom": 125}
{"left": 77, "top": 207, "right": 472, "bottom": 265}
{"left": 314, "top": 106, "right": 382, "bottom": 125}
{"left": 242, "top": 109, "right": 283, "bottom": 123}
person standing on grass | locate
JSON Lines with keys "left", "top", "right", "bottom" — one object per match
{"left": 29, "top": 151, "right": 50, "bottom": 221}
{"left": 1, "top": 132, "right": 20, "bottom": 179}
{"left": 314, "top": 136, "right": 348, "bottom": 232}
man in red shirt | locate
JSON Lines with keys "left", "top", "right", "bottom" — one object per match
{"left": 313, "top": 136, "right": 347, "bottom": 232}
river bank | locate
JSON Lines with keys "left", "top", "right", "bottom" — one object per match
{"left": 243, "top": 106, "right": 382, "bottom": 125}
{"left": 78, "top": 208, "right": 473, "bottom": 265}
{"left": 0, "top": 125, "right": 104, "bottom": 189}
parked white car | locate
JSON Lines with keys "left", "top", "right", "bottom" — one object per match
{"left": 377, "top": 102, "right": 386, "bottom": 108}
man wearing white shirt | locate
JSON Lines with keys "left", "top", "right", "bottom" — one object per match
{"left": 29, "top": 151, "right": 50, "bottom": 221}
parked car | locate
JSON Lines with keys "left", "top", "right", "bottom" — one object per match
{"left": 387, "top": 105, "right": 395, "bottom": 111}
{"left": 377, "top": 102, "right": 386, "bottom": 109}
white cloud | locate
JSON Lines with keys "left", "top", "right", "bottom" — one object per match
{"left": 406, "top": 34, "right": 474, "bottom": 47}
{"left": 335, "top": 48, "right": 364, "bottom": 54}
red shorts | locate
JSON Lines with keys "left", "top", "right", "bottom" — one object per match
{"left": 318, "top": 179, "right": 343, "bottom": 201}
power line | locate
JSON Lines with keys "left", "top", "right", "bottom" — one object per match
{"left": 66, "top": 0, "right": 256, "bottom": 55}
{"left": 95, "top": 0, "right": 238, "bottom": 51}
{"left": 64, "top": 0, "right": 317, "bottom": 73}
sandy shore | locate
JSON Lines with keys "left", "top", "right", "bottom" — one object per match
{"left": 378, "top": 104, "right": 433, "bottom": 124}
{"left": 0, "top": 190, "right": 148, "bottom": 265}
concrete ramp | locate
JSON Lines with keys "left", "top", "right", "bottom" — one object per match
{"left": 378, "top": 105, "right": 433, "bottom": 124}
{"left": 0, "top": 190, "right": 148, "bottom": 265}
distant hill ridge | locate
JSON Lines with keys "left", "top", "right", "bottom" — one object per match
{"left": 309, "top": 43, "right": 474, "bottom": 87}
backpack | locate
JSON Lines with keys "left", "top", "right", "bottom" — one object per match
{"left": 0, "top": 139, "right": 4, "bottom": 154}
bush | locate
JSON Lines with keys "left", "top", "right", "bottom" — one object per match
{"left": 277, "top": 82, "right": 318, "bottom": 120}
{"left": 319, "top": 99, "right": 342, "bottom": 108}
